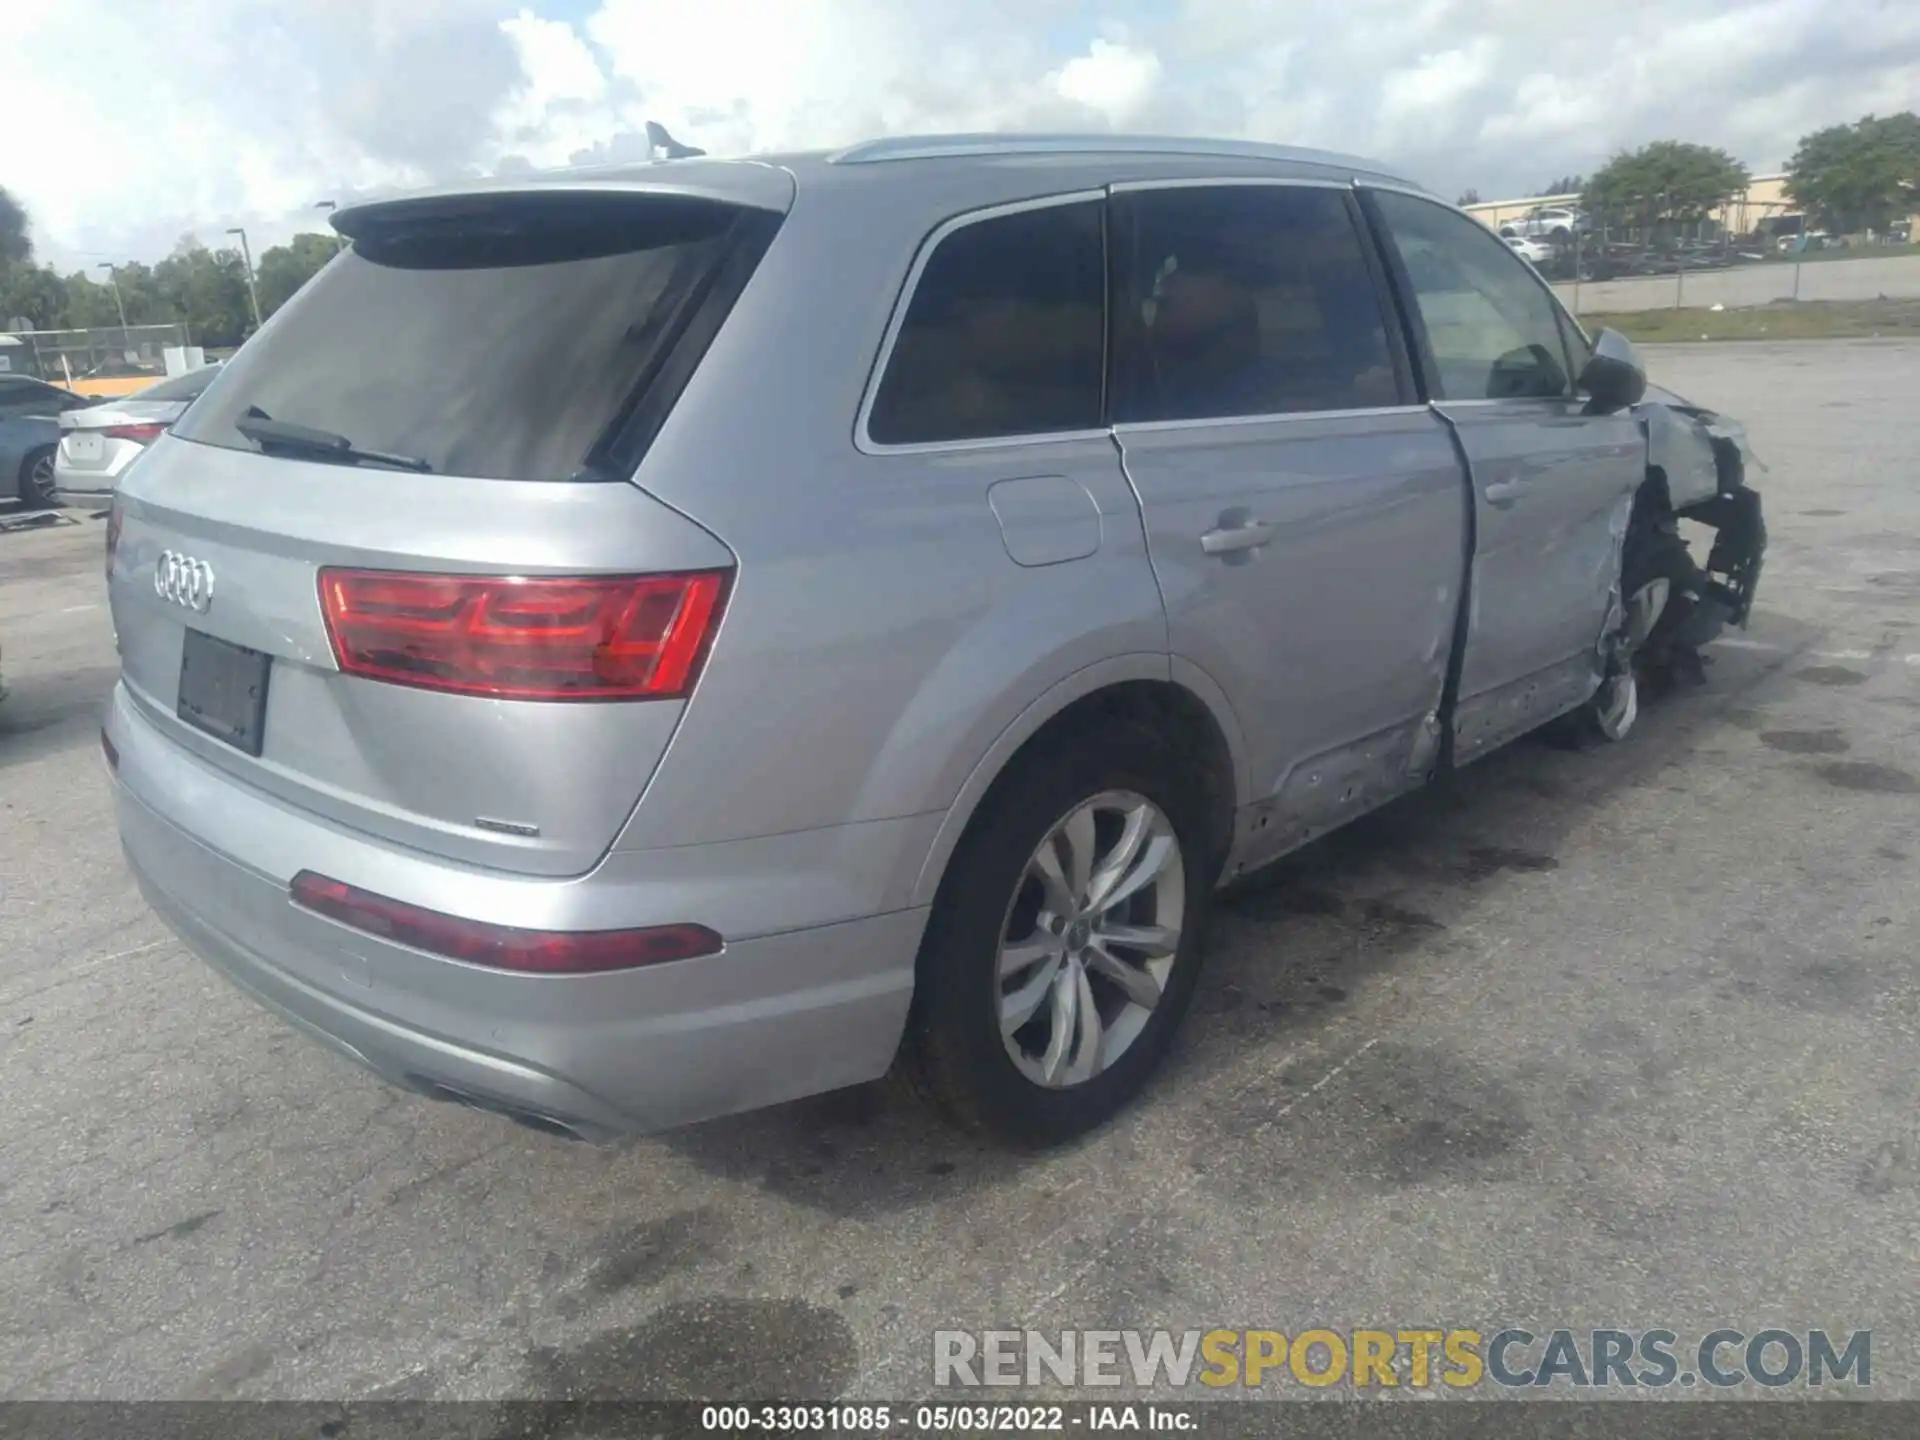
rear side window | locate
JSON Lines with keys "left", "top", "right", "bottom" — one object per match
{"left": 0, "top": 378, "right": 76, "bottom": 414}
{"left": 866, "top": 200, "right": 1105, "bottom": 446}
{"left": 1110, "top": 184, "right": 1403, "bottom": 423}
{"left": 174, "top": 193, "right": 773, "bottom": 481}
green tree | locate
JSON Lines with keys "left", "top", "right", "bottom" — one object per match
{"left": 256, "top": 233, "right": 340, "bottom": 317}
{"left": 0, "top": 184, "right": 30, "bottom": 267}
{"left": 60, "top": 272, "right": 123, "bottom": 330}
{"left": 1582, "top": 141, "right": 1750, "bottom": 236}
{"left": 1456, "top": 188, "right": 1482, "bottom": 206}
{"left": 153, "top": 236, "right": 252, "bottom": 347}
{"left": 1786, "top": 112, "right": 1920, "bottom": 235}
{"left": 0, "top": 264, "right": 67, "bottom": 329}
{"left": 1541, "top": 174, "right": 1586, "bottom": 197}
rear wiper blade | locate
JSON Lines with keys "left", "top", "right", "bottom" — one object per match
{"left": 235, "top": 409, "right": 432, "bottom": 473}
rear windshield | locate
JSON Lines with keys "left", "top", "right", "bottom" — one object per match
{"left": 174, "top": 193, "right": 764, "bottom": 481}
{"left": 135, "top": 366, "right": 220, "bottom": 402}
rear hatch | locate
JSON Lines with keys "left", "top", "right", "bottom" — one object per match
{"left": 109, "top": 182, "right": 788, "bottom": 877}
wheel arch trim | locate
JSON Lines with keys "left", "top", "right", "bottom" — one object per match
{"left": 905, "top": 655, "right": 1251, "bottom": 909}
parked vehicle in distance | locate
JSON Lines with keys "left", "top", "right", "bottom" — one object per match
{"left": 1506, "top": 205, "right": 1590, "bottom": 241}
{"left": 0, "top": 374, "right": 95, "bottom": 509}
{"left": 1504, "top": 234, "right": 1554, "bottom": 265}
{"left": 54, "top": 364, "right": 221, "bottom": 510}
{"left": 102, "top": 134, "right": 1767, "bottom": 1148}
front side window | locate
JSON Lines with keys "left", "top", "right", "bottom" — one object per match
{"left": 1373, "top": 190, "right": 1575, "bottom": 402}
{"left": 1109, "top": 184, "right": 1402, "bottom": 423}
{"left": 866, "top": 199, "right": 1105, "bottom": 446}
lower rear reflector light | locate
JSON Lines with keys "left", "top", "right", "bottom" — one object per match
{"left": 290, "top": 871, "right": 721, "bottom": 974}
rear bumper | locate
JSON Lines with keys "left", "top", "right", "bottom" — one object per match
{"left": 52, "top": 485, "right": 114, "bottom": 511}
{"left": 53, "top": 453, "right": 133, "bottom": 509}
{"left": 110, "top": 687, "right": 926, "bottom": 1140}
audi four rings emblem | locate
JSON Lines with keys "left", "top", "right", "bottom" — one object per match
{"left": 154, "top": 550, "right": 215, "bottom": 613}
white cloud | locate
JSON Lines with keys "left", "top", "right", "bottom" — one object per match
{"left": 1052, "top": 37, "right": 1165, "bottom": 124}
{"left": 2, "top": 0, "right": 1917, "bottom": 272}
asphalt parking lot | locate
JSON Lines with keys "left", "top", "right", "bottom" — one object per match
{"left": 3, "top": 339, "right": 1918, "bottom": 1405}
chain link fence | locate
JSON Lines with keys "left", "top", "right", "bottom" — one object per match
{"left": 0, "top": 324, "right": 193, "bottom": 388}
{"left": 1470, "top": 189, "right": 1920, "bottom": 315}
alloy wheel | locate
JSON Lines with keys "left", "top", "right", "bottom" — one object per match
{"left": 996, "top": 790, "right": 1186, "bottom": 1088}
{"left": 26, "top": 453, "right": 57, "bottom": 508}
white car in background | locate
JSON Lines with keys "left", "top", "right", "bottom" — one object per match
{"left": 53, "top": 364, "right": 220, "bottom": 510}
{"left": 1504, "top": 234, "right": 1554, "bottom": 265}
{"left": 1507, "top": 204, "right": 1590, "bottom": 241}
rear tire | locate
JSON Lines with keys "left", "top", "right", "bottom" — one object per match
{"left": 904, "top": 722, "right": 1214, "bottom": 1147}
{"left": 20, "top": 449, "right": 57, "bottom": 509}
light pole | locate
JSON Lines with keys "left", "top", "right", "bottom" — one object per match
{"left": 226, "top": 227, "right": 263, "bottom": 331}
{"left": 315, "top": 200, "right": 347, "bottom": 253}
{"left": 95, "top": 262, "right": 130, "bottom": 354}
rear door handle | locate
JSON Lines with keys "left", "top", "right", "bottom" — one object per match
{"left": 1201, "top": 519, "right": 1276, "bottom": 555}
{"left": 1483, "top": 479, "right": 1522, "bottom": 507}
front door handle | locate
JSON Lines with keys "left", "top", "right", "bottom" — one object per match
{"left": 1483, "top": 479, "right": 1522, "bottom": 507}
{"left": 1201, "top": 519, "right": 1276, "bottom": 555}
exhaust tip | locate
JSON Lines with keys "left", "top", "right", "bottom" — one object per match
{"left": 402, "top": 1073, "right": 591, "bottom": 1143}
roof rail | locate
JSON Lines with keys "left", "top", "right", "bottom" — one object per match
{"left": 825, "top": 132, "right": 1394, "bottom": 175}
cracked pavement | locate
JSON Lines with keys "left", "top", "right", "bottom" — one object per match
{"left": 2, "top": 340, "right": 1918, "bottom": 1402}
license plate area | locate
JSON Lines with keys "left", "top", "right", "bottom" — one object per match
{"left": 66, "top": 433, "right": 104, "bottom": 461}
{"left": 177, "top": 630, "right": 271, "bottom": 756}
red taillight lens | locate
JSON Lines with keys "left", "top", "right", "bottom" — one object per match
{"left": 103, "top": 422, "right": 168, "bottom": 445}
{"left": 317, "top": 569, "right": 729, "bottom": 702}
{"left": 105, "top": 501, "right": 123, "bottom": 579}
{"left": 290, "top": 871, "right": 722, "bottom": 974}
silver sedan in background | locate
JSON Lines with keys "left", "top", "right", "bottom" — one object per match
{"left": 53, "top": 364, "right": 220, "bottom": 510}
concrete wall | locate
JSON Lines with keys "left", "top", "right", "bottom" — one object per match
{"left": 1553, "top": 252, "right": 1920, "bottom": 314}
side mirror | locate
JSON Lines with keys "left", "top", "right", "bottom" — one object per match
{"left": 1578, "top": 327, "right": 1646, "bottom": 413}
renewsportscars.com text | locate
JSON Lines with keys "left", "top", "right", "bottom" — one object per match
{"left": 933, "top": 1327, "right": 1872, "bottom": 1390}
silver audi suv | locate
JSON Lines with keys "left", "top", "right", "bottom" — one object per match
{"left": 104, "top": 134, "right": 1765, "bottom": 1146}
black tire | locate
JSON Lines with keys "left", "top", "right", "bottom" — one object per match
{"left": 1556, "top": 507, "right": 1705, "bottom": 746}
{"left": 903, "top": 721, "right": 1215, "bottom": 1147}
{"left": 1625, "top": 509, "right": 1711, "bottom": 692}
{"left": 19, "top": 448, "right": 57, "bottom": 510}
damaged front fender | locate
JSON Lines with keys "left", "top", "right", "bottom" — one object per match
{"left": 1636, "top": 383, "right": 1767, "bottom": 510}
{"left": 1630, "top": 384, "right": 1769, "bottom": 650}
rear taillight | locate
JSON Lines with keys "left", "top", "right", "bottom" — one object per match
{"left": 316, "top": 569, "right": 729, "bottom": 702}
{"left": 105, "top": 501, "right": 123, "bottom": 579}
{"left": 290, "top": 871, "right": 722, "bottom": 973}
{"left": 103, "top": 422, "right": 168, "bottom": 445}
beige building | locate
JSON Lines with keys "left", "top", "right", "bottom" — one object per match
{"left": 1463, "top": 173, "right": 1801, "bottom": 236}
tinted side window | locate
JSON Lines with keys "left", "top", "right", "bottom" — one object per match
{"left": 136, "top": 366, "right": 220, "bottom": 403}
{"left": 866, "top": 200, "right": 1104, "bottom": 445}
{"left": 0, "top": 380, "right": 70, "bottom": 414}
{"left": 1110, "top": 184, "right": 1401, "bottom": 424}
{"left": 1373, "top": 191, "right": 1574, "bottom": 401}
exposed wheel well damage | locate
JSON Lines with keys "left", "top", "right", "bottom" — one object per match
{"left": 1628, "top": 438, "right": 1767, "bottom": 687}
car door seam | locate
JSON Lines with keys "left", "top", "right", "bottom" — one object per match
{"left": 1427, "top": 404, "right": 1479, "bottom": 775}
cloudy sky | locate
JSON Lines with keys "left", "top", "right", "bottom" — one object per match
{"left": 5, "top": 0, "right": 1918, "bottom": 271}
